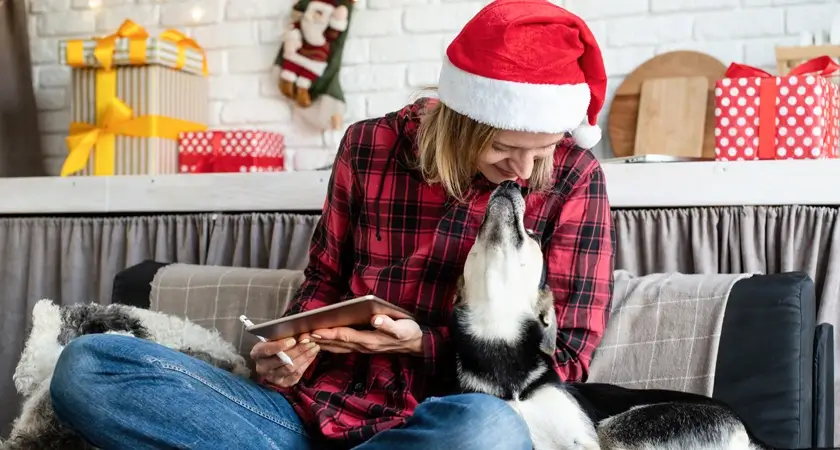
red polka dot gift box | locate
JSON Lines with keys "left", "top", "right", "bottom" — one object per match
{"left": 714, "top": 56, "right": 840, "bottom": 161}
{"left": 177, "top": 130, "right": 285, "bottom": 173}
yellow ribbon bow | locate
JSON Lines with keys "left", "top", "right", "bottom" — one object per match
{"left": 159, "top": 29, "right": 209, "bottom": 76}
{"left": 61, "top": 98, "right": 208, "bottom": 177}
{"left": 65, "top": 19, "right": 149, "bottom": 69}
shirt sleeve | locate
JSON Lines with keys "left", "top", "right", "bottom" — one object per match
{"left": 284, "top": 129, "right": 358, "bottom": 317}
{"left": 419, "top": 325, "right": 451, "bottom": 378}
{"left": 546, "top": 160, "right": 615, "bottom": 382}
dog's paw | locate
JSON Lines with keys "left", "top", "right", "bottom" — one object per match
{"left": 577, "top": 437, "right": 602, "bottom": 450}
{"left": 529, "top": 429, "right": 601, "bottom": 450}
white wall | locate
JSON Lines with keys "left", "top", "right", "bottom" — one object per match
{"left": 28, "top": 0, "right": 840, "bottom": 174}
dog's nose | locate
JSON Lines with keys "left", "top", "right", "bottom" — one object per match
{"left": 499, "top": 180, "right": 521, "bottom": 191}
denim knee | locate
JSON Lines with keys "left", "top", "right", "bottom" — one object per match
{"left": 428, "top": 393, "right": 532, "bottom": 450}
{"left": 50, "top": 334, "right": 138, "bottom": 416}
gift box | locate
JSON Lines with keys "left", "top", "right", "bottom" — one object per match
{"left": 714, "top": 56, "right": 840, "bottom": 161}
{"left": 58, "top": 20, "right": 210, "bottom": 176}
{"left": 178, "top": 130, "right": 286, "bottom": 173}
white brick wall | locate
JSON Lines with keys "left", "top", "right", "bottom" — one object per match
{"left": 27, "top": 0, "right": 840, "bottom": 173}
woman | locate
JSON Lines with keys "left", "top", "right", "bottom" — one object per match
{"left": 49, "top": 1, "right": 614, "bottom": 449}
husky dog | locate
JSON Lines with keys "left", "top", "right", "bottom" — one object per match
{"left": 450, "top": 180, "right": 811, "bottom": 450}
{"left": 450, "top": 180, "right": 600, "bottom": 450}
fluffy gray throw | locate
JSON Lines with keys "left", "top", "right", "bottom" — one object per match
{"left": 2, "top": 300, "right": 250, "bottom": 450}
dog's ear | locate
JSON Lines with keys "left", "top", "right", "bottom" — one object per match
{"left": 536, "top": 288, "right": 557, "bottom": 356}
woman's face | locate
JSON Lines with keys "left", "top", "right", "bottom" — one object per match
{"left": 476, "top": 130, "right": 564, "bottom": 184}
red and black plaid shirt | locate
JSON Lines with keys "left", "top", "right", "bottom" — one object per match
{"left": 270, "top": 98, "right": 615, "bottom": 447}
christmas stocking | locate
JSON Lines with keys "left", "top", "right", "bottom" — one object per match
{"left": 273, "top": 0, "right": 354, "bottom": 131}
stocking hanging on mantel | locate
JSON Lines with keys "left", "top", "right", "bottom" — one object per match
{"left": 273, "top": 0, "right": 355, "bottom": 132}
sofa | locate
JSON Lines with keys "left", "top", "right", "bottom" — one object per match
{"left": 111, "top": 261, "right": 835, "bottom": 449}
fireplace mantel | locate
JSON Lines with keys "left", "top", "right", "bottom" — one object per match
{"left": 1, "top": 160, "right": 836, "bottom": 214}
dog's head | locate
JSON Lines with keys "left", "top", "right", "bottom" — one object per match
{"left": 460, "top": 180, "right": 558, "bottom": 355}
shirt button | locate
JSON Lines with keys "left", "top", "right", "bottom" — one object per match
{"left": 353, "top": 382, "right": 365, "bottom": 392}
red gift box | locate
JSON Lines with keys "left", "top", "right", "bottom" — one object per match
{"left": 178, "top": 130, "right": 286, "bottom": 173}
{"left": 714, "top": 56, "right": 840, "bottom": 161}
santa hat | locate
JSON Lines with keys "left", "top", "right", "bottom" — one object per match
{"left": 437, "top": 0, "right": 607, "bottom": 149}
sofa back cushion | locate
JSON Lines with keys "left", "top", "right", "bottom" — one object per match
{"left": 150, "top": 264, "right": 746, "bottom": 391}
{"left": 151, "top": 263, "right": 304, "bottom": 357}
{"left": 587, "top": 270, "right": 749, "bottom": 396}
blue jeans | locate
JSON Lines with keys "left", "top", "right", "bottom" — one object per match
{"left": 50, "top": 334, "right": 532, "bottom": 450}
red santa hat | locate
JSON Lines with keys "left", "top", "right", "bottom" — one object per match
{"left": 437, "top": 0, "right": 607, "bottom": 149}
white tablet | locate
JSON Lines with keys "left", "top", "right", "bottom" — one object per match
{"left": 244, "top": 295, "right": 415, "bottom": 341}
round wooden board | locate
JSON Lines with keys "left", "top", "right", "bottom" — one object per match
{"left": 607, "top": 51, "right": 728, "bottom": 158}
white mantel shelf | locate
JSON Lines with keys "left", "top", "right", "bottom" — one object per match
{"left": 1, "top": 159, "right": 838, "bottom": 214}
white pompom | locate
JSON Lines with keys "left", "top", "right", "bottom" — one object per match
{"left": 571, "top": 123, "right": 602, "bottom": 149}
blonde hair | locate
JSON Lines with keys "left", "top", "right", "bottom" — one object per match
{"left": 416, "top": 100, "right": 556, "bottom": 202}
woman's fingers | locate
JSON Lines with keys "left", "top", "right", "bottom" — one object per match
{"left": 317, "top": 342, "right": 356, "bottom": 353}
{"left": 312, "top": 326, "right": 381, "bottom": 344}
{"left": 292, "top": 345, "right": 320, "bottom": 375}
{"left": 311, "top": 328, "right": 387, "bottom": 350}
{"left": 270, "top": 343, "right": 320, "bottom": 387}
{"left": 292, "top": 342, "right": 319, "bottom": 363}
{"left": 277, "top": 342, "right": 319, "bottom": 373}
{"left": 286, "top": 341, "right": 317, "bottom": 359}
{"left": 254, "top": 341, "right": 317, "bottom": 377}
{"left": 370, "top": 315, "right": 401, "bottom": 339}
{"left": 250, "top": 338, "right": 296, "bottom": 359}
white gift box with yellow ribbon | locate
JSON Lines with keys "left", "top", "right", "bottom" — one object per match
{"left": 58, "top": 20, "right": 209, "bottom": 177}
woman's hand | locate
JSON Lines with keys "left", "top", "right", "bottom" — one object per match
{"left": 251, "top": 336, "right": 320, "bottom": 388}
{"left": 311, "top": 315, "right": 423, "bottom": 356}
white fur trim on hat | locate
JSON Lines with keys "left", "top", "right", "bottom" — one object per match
{"left": 571, "top": 123, "right": 601, "bottom": 149}
{"left": 437, "top": 56, "right": 591, "bottom": 135}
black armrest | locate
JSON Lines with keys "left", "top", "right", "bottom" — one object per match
{"left": 713, "top": 272, "right": 816, "bottom": 449}
{"left": 111, "top": 260, "right": 171, "bottom": 309}
{"left": 813, "top": 323, "right": 834, "bottom": 448}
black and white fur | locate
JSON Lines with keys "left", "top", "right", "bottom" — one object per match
{"left": 450, "top": 180, "right": 600, "bottom": 450}
{"left": 3, "top": 300, "right": 250, "bottom": 450}
{"left": 450, "top": 181, "right": 809, "bottom": 450}
{"left": 571, "top": 382, "right": 779, "bottom": 450}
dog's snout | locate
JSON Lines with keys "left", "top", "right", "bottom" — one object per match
{"left": 490, "top": 180, "right": 523, "bottom": 202}
{"left": 489, "top": 180, "right": 525, "bottom": 210}
{"left": 499, "top": 180, "right": 517, "bottom": 188}
{"left": 480, "top": 180, "right": 527, "bottom": 247}
{"left": 498, "top": 180, "right": 521, "bottom": 193}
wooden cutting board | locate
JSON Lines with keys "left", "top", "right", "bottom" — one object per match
{"left": 634, "top": 76, "right": 709, "bottom": 157}
{"left": 607, "top": 51, "right": 728, "bottom": 158}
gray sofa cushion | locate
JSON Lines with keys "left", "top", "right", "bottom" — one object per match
{"left": 587, "top": 270, "right": 749, "bottom": 395}
{"left": 150, "top": 263, "right": 304, "bottom": 358}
